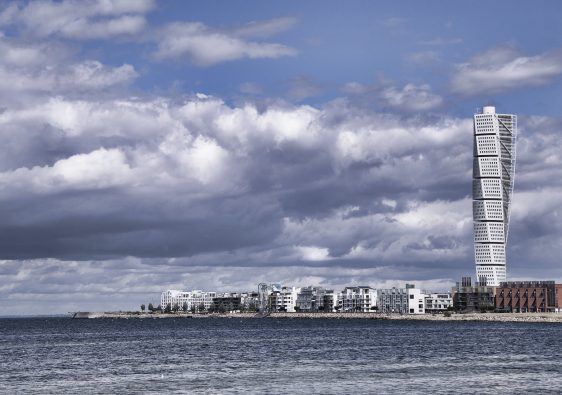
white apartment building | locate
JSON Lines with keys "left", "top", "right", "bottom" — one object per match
{"left": 473, "top": 106, "right": 517, "bottom": 286}
{"left": 378, "top": 284, "right": 425, "bottom": 314}
{"left": 407, "top": 287, "right": 425, "bottom": 315}
{"left": 269, "top": 286, "right": 299, "bottom": 312}
{"left": 160, "top": 289, "right": 217, "bottom": 311}
{"left": 425, "top": 293, "right": 453, "bottom": 313}
{"left": 339, "top": 286, "right": 377, "bottom": 312}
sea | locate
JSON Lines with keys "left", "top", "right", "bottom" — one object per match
{"left": 1, "top": 317, "right": 562, "bottom": 394}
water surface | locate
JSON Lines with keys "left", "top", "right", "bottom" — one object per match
{"left": 1, "top": 317, "right": 561, "bottom": 394}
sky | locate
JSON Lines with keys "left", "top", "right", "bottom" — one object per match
{"left": 1, "top": 0, "right": 562, "bottom": 315}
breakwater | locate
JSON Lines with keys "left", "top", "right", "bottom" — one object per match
{"left": 72, "top": 311, "right": 562, "bottom": 322}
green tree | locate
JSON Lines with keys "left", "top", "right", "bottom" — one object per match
{"left": 173, "top": 303, "right": 180, "bottom": 312}
{"left": 198, "top": 303, "right": 206, "bottom": 313}
{"left": 190, "top": 305, "right": 196, "bottom": 314}
{"left": 182, "top": 302, "right": 188, "bottom": 312}
{"left": 148, "top": 303, "right": 154, "bottom": 312}
{"left": 140, "top": 304, "right": 145, "bottom": 312}
{"left": 164, "top": 303, "right": 172, "bottom": 313}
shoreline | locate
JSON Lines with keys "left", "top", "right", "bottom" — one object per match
{"left": 72, "top": 311, "right": 562, "bottom": 323}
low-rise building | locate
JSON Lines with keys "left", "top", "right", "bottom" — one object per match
{"left": 295, "top": 287, "right": 334, "bottom": 312}
{"left": 495, "top": 281, "right": 562, "bottom": 313}
{"left": 211, "top": 295, "right": 241, "bottom": 312}
{"left": 160, "top": 289, "right": 217, "bottom": 312}
{"left": 378, "top": 284, "right": 425, "bottom": 314}
{"left": 452, "top": 277, "right": 495, "bottom": 312}
{"left": 269, "top": 286, "right": 299, "bottom": 312}
{"left": 407, "top": 286, "right": 426, "bottom": 315}
{"left": 339, "top": 286, "right": 377, "bottom": 312}
{"left": 378, "top": 287, "right": 407, "bottom": 313}
{"left": 425, "top": 293, "right": 453, "bottom": 313}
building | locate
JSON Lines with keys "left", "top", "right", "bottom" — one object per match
{"left": 407, "top": 286, "right": 426, "bottom": 315}
{"left": 160, "top": 290, "right": 217, "bottom": 311}
{"left": 268, "top": 286, "right": 299, "bottom": 312}
{"left": 377, "top": 284, "right": 425, "bottom": 314}
{"left": 495, "top": 281, "right": 562, "bottom": 313}
{"left": 425, "top": 293, "right": 453, "bottom": 313}
{"left": 339, "top": 286, "right": 377, "bottom": 312}
{"left": 211, "top": 295, "right": 242, "bottom": 313}
{"left": 473, "top": 106, "right": 517, "bottom": 286}
{"left": 295, "top": 287, "right": 333, "bottom": 312}
{"left": 451, "top": 277, "right": 495, "bottom": 312}
{"left": 378, "top": 287, "right": 408, "bottom": 314}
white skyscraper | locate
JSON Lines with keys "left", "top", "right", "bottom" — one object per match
{"left": 472, "top": 106, "right": 517, "bottom": 286}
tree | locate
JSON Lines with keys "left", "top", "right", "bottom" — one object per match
{"left": 182, "top": 302, "right": 188, "bottom": 312}
{"left": 164, "top": 303, "right": 172, "bottom": 313}
{"left": 140, "top": 304, "right": 145, "bottom": 312}
{"left": 190, "top": 305, "right": 196, "bottom": 314}
{"left": 198, "top": 303, "right": 206, "bottom": 313}
{"left": 148, "top": 303, "right": 154, "bottom": 312}
{"left": 173, "top": 303, "right": 180, "bottom": 312}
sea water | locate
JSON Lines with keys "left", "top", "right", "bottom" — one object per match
{"left": 1, "top": 317, "right": 561, "bottom": 394}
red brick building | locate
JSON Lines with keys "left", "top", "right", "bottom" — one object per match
{"left": 495, "top": 281, "right": 562, "bottom": 313}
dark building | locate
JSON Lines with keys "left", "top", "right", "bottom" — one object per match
{"left": 452, "top": 277, "right": 495, "bottom": 312}
{"left": 495, "top": 281, "right": 562, "bottom": 313}
{"left": 211, "top": 296, "right": 241, "bottom": 312}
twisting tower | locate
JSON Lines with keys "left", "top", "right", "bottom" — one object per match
{"left": 472, "top": 106, "right": 517, "bottom": 286}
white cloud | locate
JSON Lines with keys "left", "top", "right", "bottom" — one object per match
{"left": 451, "top": 47, "right": 562, "bottom": 96}
{"left": 0, "top": 148, "right": 133, "bottom": 193}
{"left": 380, "top": 83, "right": 443, "bottom": 111}
{"left": 0, "top": 0, "right": 154, "bottom": 39}
{"left": 153, "top": 21, "right": 297, "bottom": 65}
{"left": 341, "top": 81, "right": 367, "bottom": 95}
{"left": 0, "top": 37, "right": 137, "bottom": 97}
{"left": 233, "top": 16, "right": 297, "bottom": 38}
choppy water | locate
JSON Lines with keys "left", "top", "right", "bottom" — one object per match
{"left": 1, "top": 317, "right": 562, "bottom": 394}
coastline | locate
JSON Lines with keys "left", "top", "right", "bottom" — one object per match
{"left": 72, "top": 311, "right": 562, "bottom": 323}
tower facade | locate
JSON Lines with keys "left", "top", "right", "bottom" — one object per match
{"left": 472, "top": 106, "right": 517, "bottom": 286}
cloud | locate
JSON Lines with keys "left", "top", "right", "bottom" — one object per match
{"left": 341, "top": 82, "right": 368, "bottom": 95}
{"left": 233, "top": 16, "right": 297, "bottom": 38}
{"left": 0, "top": 37, "right": 137, "bottom": 103}
{"left": 1, "top": 92, "right": 562, "bottom": 313}
{"left": 153, "top": 21, "right": 297, "bottom": 65}
{"left": 451, "top": 47, "right": 562, "bottom": 95}
{"left": 380, "top": 83, "right": 443, "bottom": 111}
{"left": 0, "top": 0, "right": 154, "bottom": 39}
{"left": 239, "top": 82, "right": 263, "bottom": 95}
{"left": 287, "top": 76, "right": 321, "bottom": 100}
{"left": 406, "top": 51, "right": 441, "bottom": 65}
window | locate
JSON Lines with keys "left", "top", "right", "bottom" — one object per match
{"left": 410, "top": 295, "right": 414, "bottom": 299}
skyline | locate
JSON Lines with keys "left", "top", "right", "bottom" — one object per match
{"left": 2, "top": 0, "right": 562, "bottom": 315}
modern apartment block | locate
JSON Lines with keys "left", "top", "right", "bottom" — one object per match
{"left": 451, "top": 277, "right": 495, "bottom": 312}
{"left": 376, "top": 284, "right": 426, "bottom": 314}
{"left": 338, "top": 286, "right": 377, "bottom": 312}
{"left": 424, "top": 293, "right": 453, "bottom": 313}
{"left": 160, "top": 289, "right": 217, "bottom": 311}
{"left": 495, "top": 281, "right": 562, "bottom": 313}
{"left": 473, "top": 106, "right": 517, "bottom": 286}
